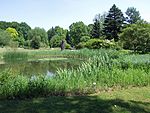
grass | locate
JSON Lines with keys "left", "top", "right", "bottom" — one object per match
{"left": 3, "top": 50, "right": 28, "bottom": 63}
{"left": 0, "top": 48, "right": 150, "bottom": 112}
{"left": 0, "top": 48, "right": 150, "bottom": 99}
{"left": 0, "top": 87, "right": 150, "bottom": 113}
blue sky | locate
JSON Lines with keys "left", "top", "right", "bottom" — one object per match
{"left": 0, "top": 0, "right": 150, "bottom": 30}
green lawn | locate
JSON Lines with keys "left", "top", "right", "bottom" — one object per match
{"left": 0, "top": 87, "right": 150, "bottom": 113}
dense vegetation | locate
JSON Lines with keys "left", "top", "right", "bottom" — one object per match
{"left": 0, "top": 4, "right": 149, "bottom": 53}
{"left": 0, "top": 4, "right": 150, "bottom": 102}
{"left": 0, "top": 49, "right": 150, "bottom": 99}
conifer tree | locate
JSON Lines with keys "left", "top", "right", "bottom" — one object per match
{"left": 103, "top": 4, "right": 125, "bottom": 42}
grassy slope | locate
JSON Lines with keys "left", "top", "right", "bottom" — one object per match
{"left": 0, "top": 87, "right": 150, "bottom": 113}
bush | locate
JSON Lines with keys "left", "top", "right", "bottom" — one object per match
{"left": 65, "top": 43, "right": 71, "bottom": 49}
{"left": 83, "top": 39, "right": 116, "bottom": 49}
{"left": 80, "top": 36, "right": 90, "bottom": 42}
{"left": 76, "top": 42, "right": 86, "bottom": 49}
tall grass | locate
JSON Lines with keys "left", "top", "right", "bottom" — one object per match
{"left": 3, "top": 50, "right": 28, "bottom": 63}
{"left": 0, "top": 49, "right": 150, "bottom": 99}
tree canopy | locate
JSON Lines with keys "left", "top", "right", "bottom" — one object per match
{"left": 125, "top": 7, "right": 141, "bottom": 24}
{"left": 120, "top": 22, "right": 150, "bottom": 53}
{"left": 69, "top": 21, "right": 89, "bottom": 45}
{"left": 103, "top": 4, "right": 125, "bottom": 42}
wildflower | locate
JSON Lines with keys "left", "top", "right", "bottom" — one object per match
{"left": 93, "top": 82, "right": 96, "bottom": 85}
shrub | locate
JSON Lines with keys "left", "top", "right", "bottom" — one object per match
{"left": 76, "top": 42, "right": 86, "bottom": 49}
{"left": 80, "top": 36, "right": 90, "bottom": 42}
{"left": 65, "top": 43, "right": 71, "bottom": 49}
{"left": 83, "top": 39, "right": 117, "bottom": 49}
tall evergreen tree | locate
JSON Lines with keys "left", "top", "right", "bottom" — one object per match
{"left": 125, "top": 7, "right": 141, "bottom": 24}
{"left": 103, "top": 4, "right": 125, "bottom": 42}
{"left": 92, "top": 13, "right": 106, "bottom": 38}
{"left": 92, "top": 18, "right": 101, "bottom": 38}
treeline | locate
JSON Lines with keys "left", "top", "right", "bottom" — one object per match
{"left": 0, "top": 4, "right": 150, "bottom": 53}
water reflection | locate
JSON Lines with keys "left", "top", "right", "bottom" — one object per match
{"left": 0, "top": 58, "right": 82, "bottom": 77}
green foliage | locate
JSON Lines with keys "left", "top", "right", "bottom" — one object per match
{"left": 18, "top": 22, "right": 31, "bottom": 40}
{"left": 17, "top": 36, "right": 25, "bottom": 47}
{"left": 92, "top": 13, "right": 106, "bottom": 38}
{"left": 24, "top": 40, "right": 30, "bottom": 49}
{"left": 0, "top": 29, "right": 11, "bottom": 47}
{"left": 28, "top": 27, "right": 48, "bottom": 49}
{"left": 6, "top": 27, "right": 19, "bottom": 40}
{"left": 65, "top": 31, "right": 73, "bottom": 47}
{"left": 103, "top": 4, "right": 125, "bottom": 42}
{"left": 0, "top": 21, "right": 31, "bottom": 41}
{"left": 120, "top": 23, "right": 150, "bottom": 53}
{"left": 9, "top": 41, "right": 19, "bottom": 49}
{"left": 125, "top": 7, "right": 141, "bottom": 24}
{"left": 30, "top": 36, "right": 41, "bottom": 49}
{"left": 76, "top": 42, "right": 86, "bottom": 49}
{"left": 92, "top": 19, "right": 101, "bottom": 38}
{"left": 84, "top": 39, "right": 116, "bottom": 49}
{"left": 3, "top": 51, "right": 28, "bottom": 63}
{"left": 47, "top": 26, "right": 67, "bottom": 45}
{"left": 47, "top": 27, "right": 55, "bottom": 43}
{"left": 65, "top": 43, "right": 71, "bottom": 49}
{"left": 80, "top": 36, "right": 90, "bottom": 42}
{"left": 1, "top": 49, "right": 150, "bottom": 99}
{"left": 50, "top": 35, "right": 65, "bottom": 48}
{"left": 87, "top": 24, "right": 93, "bottom": 37}
{"left": 69, "top": 21, "right": 89, "bottom": 45}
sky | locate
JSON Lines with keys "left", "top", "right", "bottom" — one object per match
{"left": 0, "top": 0, "right": 150, "bottom": 30}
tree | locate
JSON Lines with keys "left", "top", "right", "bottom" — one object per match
{"left": 0, "top": 21, "right": 31, "bottom": 42}
{"left": 103, "top": 4, "right": 125, "bottom": 42}
{"left": 54, "top": 26, "right": 67, "bottom": 36}
{"left": 65, "top": 30, "right": 73, "bottom": 47}
{"left": 18, "top": 22, "right": 31, "bottom": 40}
{"left": 69, "top": 21, "right": 88, "bottom": 45}
{"left": 47, "top": 27, "right": 55, "bottom": 43}
{"left": 30, "top": 36, "right": 41, "bottom": 49}
{"left": 50, "top": 35, "right": 66, "bottom": 48}
{"left": 92, "top": 19, "right": 101, "bottom": 38}
{"left": 120, "top": 23, "right": 150, "bottom": 53}
{"left": 87, "top": 24, "right": 93, "bottom": 37}
{"left": 0, "top": 29, "right": 11, "bottom": 47}
{"left": 47, "top": 26, "right": 67, "bottom": 47}
{"left": 6, "top": 27, "right": 19, "bottom": 40}
{"left": 0, "top": 21, "right": 10, "bottom": 30}
{"left": 28, "top": 27, "right": 48, "bottom": 48}
{"left": 125, "top": 7, "right": 141, "bottom": 24}
{"left": 92, "top": 13, "right": 107, "bottom": 38}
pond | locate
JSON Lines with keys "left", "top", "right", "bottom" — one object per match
{"left": 0, "top": 58, "right": 83, "bottom": 77}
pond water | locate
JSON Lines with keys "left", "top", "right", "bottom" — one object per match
{"left": 0, "top": 58, "right": 82, "bottom": 77}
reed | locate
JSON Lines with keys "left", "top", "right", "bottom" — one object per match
{"left": 3, "top": 50, "right": 28, "bottom": 63}
{"left": 0, "top": 49, "right": 150, "bottom": 99}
